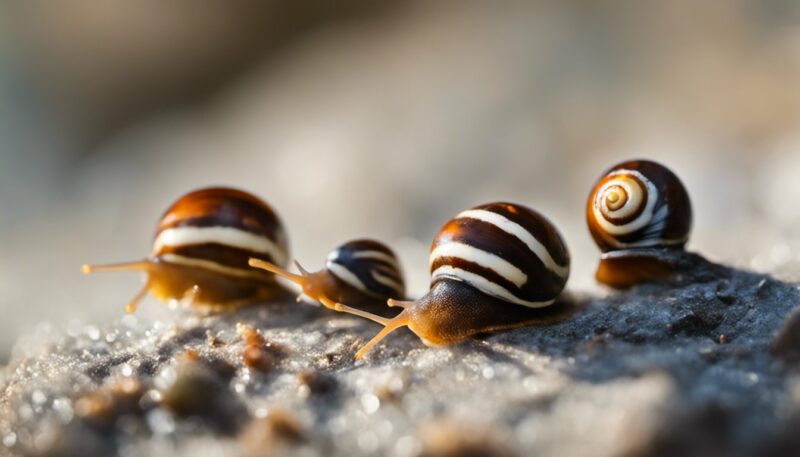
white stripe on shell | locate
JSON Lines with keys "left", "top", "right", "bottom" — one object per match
{"left": 429, "top": 242, "right": 527, "bottom": 288}
{"left": 611, "top": 235, "right": 688, "bottom": 249}
{"left": 431, "top": 265, "right": 555, "bottom": 308}
{"left": 327, "top": 262, "right": 382, "bottom": 297}
{"left": 351, "top": 250, "right": 402, "bottom": 272}
{"left": 326, "top": 249, "right": 402, "bottom": 273}
{"left": 153, "top": 226, "right": 288, "bottom": 266}
{"left": 455, "top": 209, "right": 569, "bottom": 278}
{"left": 593, "top": 170, "right": 658, "bottom": 236}
{"left": 325, "top": 250, "right": 340, "bottom": 264}
{"left": 597, "top": 196, "right": 688, "bottom": 249}
{"left": 158, "top": 253, "right": 271, "bottom": 280}
{"left": 370, "top": 269, "right": 404, "bottom": 295}
{"left": 598, "top": 177, "right": 643, "bottom": 220}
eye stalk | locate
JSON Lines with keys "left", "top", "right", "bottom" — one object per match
{"left": 249, "top": 239, "right": 406, "bottom": 318}
{"left": 247, "top": 258, "right": 315, "bottom": 303}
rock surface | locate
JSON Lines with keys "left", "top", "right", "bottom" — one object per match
{"left": 2, "top": 257, "right": 800, "bottom": 457}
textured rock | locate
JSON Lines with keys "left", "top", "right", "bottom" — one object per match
{"left": 2, "top": 256, "right": 800, "bottom": 457}
{"left": 772, "top": 307, "right": 800, "bottom": 364}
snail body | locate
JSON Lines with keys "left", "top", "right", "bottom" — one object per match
{"left": 82, "top": 187, "right": 289, "bottom": 312}
{"left": 320, "top": 202, "right": 572, "bottom": 360}
{"left": 249, "top": 239, "right": 405, "bottom": 317}
{"left": 586, "top": 160, "right": 692, "bottom": 288}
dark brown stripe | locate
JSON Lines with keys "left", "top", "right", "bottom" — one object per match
{"left": 432, "top": 254, "right": 560, "bottom": 303}
{"left": 431, "top": 256, "right": 519, "bottom": 297}
{"left": 338, "top": 239, "right": 396, "bottom": 257}
{"left": 327, "top": 239, "right": 404, "bottom": 299}
{"left": 157, "top": 243, "right": 278, "bottom": 274}
{"left": 474, "top": 202, "right": 570, "bottom": 267}
{"left": 155, "top": 187, "right": 285, "bottom": 244}
{"left": 432, "top": 219, "right": 567, "bottom": 301}
{"left": 432, "top": 216, "right": 566, "bottom": 295}
{"left": 371, "top": 264, "right": 402, "bottom": 281}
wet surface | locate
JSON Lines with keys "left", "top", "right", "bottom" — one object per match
{"left": 2, "top": 257, "right": 800, "bottom": 456}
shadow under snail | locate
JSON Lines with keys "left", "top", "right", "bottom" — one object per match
{"left": 586, "top": 159, "right": 693, "bottom": 288}
{"left": 82, "top": 187, "right": 290, "bottom": 312}
{"left": 248, "top": 238, "right": 406, "bottom": 317}
{"left": 318, "top": 202, "right": 574, "bottom": 360}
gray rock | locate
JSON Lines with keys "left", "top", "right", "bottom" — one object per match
{"left": 2, "top": 256, "right": 800, "bottom": 457}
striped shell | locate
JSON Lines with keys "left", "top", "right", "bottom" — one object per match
{"left": 325, "top": 239, "right": 405, "bottom": 299}
{"left": 587, "top": 160, "right": 692, "bottom": 252}
{"left": 152, "top": 187, "right": 289, "bottom": 278}
{"left": 429, "top": 202, "right": 570, "bottom": 308}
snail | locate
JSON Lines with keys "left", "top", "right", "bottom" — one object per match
{"left": 318, "top": 202, "right": 572, "bottom": 360}
{"left": 82, "top": 187, "right": 290, "bottom": 312}
{"left": 248, "top": 239, "right": 406, "bottom": 317}
{"left": 586, "top": 159, "right": 692, "bottom": 288}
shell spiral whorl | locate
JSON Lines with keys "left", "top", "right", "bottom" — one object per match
{"left": 325, "top": 239, "right": 405, "bottom": 300}
{"left": 429, "top": 202, "right": 570, "bottom": 308}
{"left": 587, "top": 160, "right": 692, "bottom": 252}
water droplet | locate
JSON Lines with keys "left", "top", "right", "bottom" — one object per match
{"left": 3, "top": 433, "right": 16, "bottom": 447}
{"left": 31, "top": 390, "right": 47, "bottom": 405}
{"left": 86, "top": 326, "right": 101, "bottom": 341}
{"left": 146, "top": 409, "right": 175, "bottom": 435}
{"left": 154, "top": 366, "right": 177, "bottom": 390}
{"left": 53, "top": 398, "right": 74, "bottom": 423}
{"left": 360, "top": 393, "right": 380, "bottom": 414}
{"left": 140, "top": 389, "right": 162, "bottom": 410}
{"left": 482, "top": 367, "right": 495, "bottom": 379}
{"left": 394, "top": 435, "right": 421, "bottom": 457}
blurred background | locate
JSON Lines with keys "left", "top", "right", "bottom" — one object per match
{"left": 1, "top": 0, "right": 800, "bottom": 362}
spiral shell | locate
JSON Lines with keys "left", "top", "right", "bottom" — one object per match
{"left": 325, "top": 239, "right": 405, "bottom": 299}
{"left": 152, "top": 187, "right": 289, "bottom": 278}
{"left": 587, "top": 160, "right": 692, "bottom": 252}
{"left": 429, "top": 202, "right": 570, "bottom": 308}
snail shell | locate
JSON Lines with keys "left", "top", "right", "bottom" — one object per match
{"left": 587, "top": 160, "right": 692, "bottom": 252}
{"left": 430, "top": 202, "right": 570, "bottom": 307}
{"left": 587, "top": 160, "right": 693, "bottom": 288}
{"left": 83, "top": 187, "right": 289, "bottom": 311}
{"left": 248, "top": 238, "right": 405, "bottom": 317}
{"left": 153, "top": 187, "right": 289, "bottom": 277}
{"left": 325, "top": 239, "right": 405, "bottom": 300}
